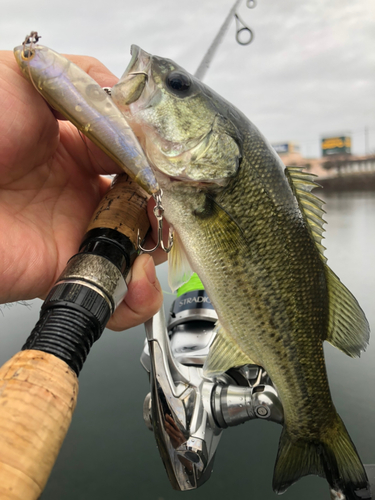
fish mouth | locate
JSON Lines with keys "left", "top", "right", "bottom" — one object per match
{"left": 111, "top": 45, "right": 151, "bottom": 106}
{"left": 112, "top": 47, "right": 223, "bottom": 186}
{"left": 112, "top": 46, "right": 207, "bottom": 166}
{"left": 128, "top": 45, "right": 151, "bottom": 75}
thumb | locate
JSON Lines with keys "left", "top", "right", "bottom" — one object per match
{"left": 107, "top": 254, "right": 163, "bottom": 331}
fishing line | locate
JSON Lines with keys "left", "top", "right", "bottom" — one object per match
{"left": 76, "top": 129, "right": 111, "bottom": 175}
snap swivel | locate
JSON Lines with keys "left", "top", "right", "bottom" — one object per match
{"left": 137, "top": 190, "right": 173, "bottom": 254}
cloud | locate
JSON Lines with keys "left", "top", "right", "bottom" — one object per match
{"left": 1, "top": 0, "right": 374, "bottom": 156}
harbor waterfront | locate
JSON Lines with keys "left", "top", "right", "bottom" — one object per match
{"left": 319, "top": 171, "right": 375, "bottom": 191}
{"left": 0, "top": 190, "right": 374, "bottom": 500}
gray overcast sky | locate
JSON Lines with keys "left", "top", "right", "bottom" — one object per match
{"left": 1, "top": 0, "right": 374, "bottom": 157}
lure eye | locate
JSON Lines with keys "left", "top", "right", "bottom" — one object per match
{"left": 166, "top": 71, "right": 191, "bottom": 95}
{"left": 21, "top": 49, "right": 35, "bottom": 60}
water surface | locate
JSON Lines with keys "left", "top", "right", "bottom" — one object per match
{"left": 0, "top": 191, "right": 374, "bottom": 500}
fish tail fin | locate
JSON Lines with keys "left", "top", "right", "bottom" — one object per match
{"left": 273, "top": 416, "right": 370, "bottom": 499}
{"left": 272, "top": 427, "right": 325, "bottom": 494}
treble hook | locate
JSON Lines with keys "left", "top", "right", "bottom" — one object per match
{"left": 235, "top": 13, "right": 254, "bottom": 46}
{"left": 137, "top": 190, "right": 174, "bottom": 254}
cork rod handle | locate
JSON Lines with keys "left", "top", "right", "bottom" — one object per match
{"left": 87, "top": 173, "right": 151, "bottom": 245}
{"left": 0, "top": 174, "right": 150, "bottom": 499}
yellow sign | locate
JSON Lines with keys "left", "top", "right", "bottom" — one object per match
{"left": 321, "top": 136, "right": 351, "bottom": 156}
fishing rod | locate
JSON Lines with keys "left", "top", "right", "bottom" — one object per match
{"left": 0, "top": 173, "right": 152, "bottom": 500}
{"left": 195, "top": 0, "right": 256, "bottom": 81}
{"left": 3, "top": 7, "right": 372, "bottom": 500}
{"left": 0, "top": 33, "right": 168, "bottom": 500}
{"left": 0, "top": 6, "right": 258, "bottom": 493}
{"left": 0, "top": 5, "right": 257, "bottom": 498}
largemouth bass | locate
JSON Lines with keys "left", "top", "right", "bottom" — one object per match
{"left": 111, "top": 46, "right": 370, "bottom": 499}
{"left": 13, "top": 40, "right": 158, "bottom": 195}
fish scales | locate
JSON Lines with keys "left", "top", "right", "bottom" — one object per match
{"left": 111, "top": 46, "right": 370, "bottom": 499}
{"left": 162, "top": 137, "right": 331, "bottom": 430}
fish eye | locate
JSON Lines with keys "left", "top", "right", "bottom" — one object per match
{"left": 166, "top": 71, "right": 191, "bottom": 95}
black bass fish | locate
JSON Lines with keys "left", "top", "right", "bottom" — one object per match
{"left": 111, "top": 46, "right": 370, "bottom": 499}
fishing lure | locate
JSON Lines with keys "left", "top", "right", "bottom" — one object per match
{"left": 14, "top": 32, "right": 159, "bottom": 196}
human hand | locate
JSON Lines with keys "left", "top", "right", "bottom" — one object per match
{"left": 0, "top": 50, "right": 166, "bottom": 330}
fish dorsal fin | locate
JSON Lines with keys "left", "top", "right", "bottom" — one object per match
{"left": 325, "top": 266, "right": 370, "bottom": 357}
{"left": 285, "top": 167, "right": 327, "bottom": 262}
{"left": 203, "top": 323, "right": 255, "bottom": 376}
{"left": 168, "top": 230, "right": 194, "bottom": 292}
{"left": 285, "top": 167, "right": 370, "bottom": 357}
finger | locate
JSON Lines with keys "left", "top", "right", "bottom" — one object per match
{"left": 107, "top": 254, "right": 163, "bottom": 331}
{"left": 0, "top": 51, "right": 59, "bottom": 178}
{"left": 58, "top": 121, "right": 124, "bottom": 177}
{"left": 63, "top": 54, "right": 118, "bottom": 88}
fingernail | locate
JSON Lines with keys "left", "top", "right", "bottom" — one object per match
{"left": 143, "top": 255, "right": 157, "bottom": 284}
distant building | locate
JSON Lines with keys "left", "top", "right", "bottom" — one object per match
{"left": 272, "top": 142, "right": 300, "bottom": 155}
{"left": 320, "top": 155, "right": 375, "bottom": 177}
{"left": 272, "top": 140, "right": 375, "bottom": 179}
{"left": 271, "top": 142, "right": 306, "bottom": 168}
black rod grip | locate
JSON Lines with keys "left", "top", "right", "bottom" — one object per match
{"left": 22, "top": 282, "right": 111, "bottom": 375}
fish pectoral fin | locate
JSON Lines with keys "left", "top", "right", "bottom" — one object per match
{"left": 203, "top": 323, "right": 255, "bottom": 376}
{"left": 168, "top": 230, "right": 194, "bottom": 292}
{"left": 325, "top": 265, "right": 370, "bottom": 357}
